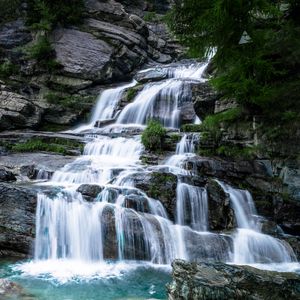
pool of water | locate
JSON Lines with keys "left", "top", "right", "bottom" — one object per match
{"left": 0, "top": 258, "right": 171, "bottom": 300}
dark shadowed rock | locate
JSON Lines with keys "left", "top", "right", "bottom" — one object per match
{"left": 77, "top": 184, "right": 103, "bottom": 201}
{"left": 132, "top": 171, "right": 177, "bottom": 220}
{"left": 0, "top": 168, "right": 16, "bottom": 182}
{"left": 0, "top": 19, "right": 32, "bottom": 49}
{"left": 206, "top": 179, "right": 235, "bottom": 230}
{"left": 0, "top": 183, "right": 37, "bottom": 256}
{"left": 167, "top": 260, "right": 300, "bottom": 300}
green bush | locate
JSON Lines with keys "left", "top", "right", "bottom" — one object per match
{"left": 27, "top": 36, "right": 53, "bottom": 61}
{"left": 141, "top": 120, "right": 166, "bottom": 151}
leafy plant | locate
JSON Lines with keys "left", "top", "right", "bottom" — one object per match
{"left": 141, "top": 120, "right": 167, "bottom": 151}
{"left": 0, "top": 59, "right": 17, "bottom": 77}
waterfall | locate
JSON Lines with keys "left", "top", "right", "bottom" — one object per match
{"left": 176, "top": 183, "right": 208, "bottom": 231}
{"left": 116, "top": 63, "right": 208, "bottom": 128}
{"left": 219, "top": 182, "right": 297, "bottom": 264}
{"left": 25, "top": 61, "right": 298, "bottom": 281}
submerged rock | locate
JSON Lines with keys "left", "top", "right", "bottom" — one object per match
{"left": 167, "top": 260, "right": 300, "bottom": 300}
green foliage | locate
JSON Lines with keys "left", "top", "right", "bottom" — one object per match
{"left": 181, "top": 123, "right": 202, "bottom": 132}
{"left": 0, "top": 59, "right": 18, "bottom": 77}
{"left": 26, "top": 36, "right": 60, "bottom": 70}
{"left": 27, "top": 36, "right": 53, "bottom": 60}
{"left": 26, "top": 0, "right": 85, "bottom": 30}
{"left": 45, "top": 92, "right": 93, "bottom": 109}
{"left": 144, "top": 12, "right": 160, "bottom": 22}
{"left": 11, "top": 139, "right": 67, "bottom": 154}
{"left": 10, "top": 138, "right": 84, "bottom": 154}
{"left": 141, "top": 120, "right": 167, "bottom": 151}
{"left": 0, "top": 0, "right": 21, "bottom": 24}
{"left": 167, "top": 0, "right": 300, "bottom": 122}
{"left": 201, "top": 108, "right": 242, "bottom": 131}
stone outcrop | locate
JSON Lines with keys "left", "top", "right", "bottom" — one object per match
{"left": 167, "top": 260, "right": 300, "bottom": 300}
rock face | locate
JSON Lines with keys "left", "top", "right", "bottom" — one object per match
{"left": 167, "top": 260, "right": 300, "bottom": 300}
{"left": 0, "top": 0, "right": 178, "bottom": 131}
{"left": 0, "top": 91, "right": 42, "bottom": 131}
{"left": 0, "top": 183, "right": 37, "bottom": 256}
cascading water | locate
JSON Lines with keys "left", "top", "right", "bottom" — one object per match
{"left": 219, "top": 182, "right": 297, "bottom": 264}
{"left": 17, "top": 61, "right": 299, "bottom": 284}
{"left": 116, "top": 62, "right": 208, "bottom": 128}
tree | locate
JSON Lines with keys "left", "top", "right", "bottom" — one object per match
{"left": 167, "top": 1, "right": 300, "bottom": 120}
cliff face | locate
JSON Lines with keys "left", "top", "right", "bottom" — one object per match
{"left": 0, "top": 0, "right": 179, "bottom": 131}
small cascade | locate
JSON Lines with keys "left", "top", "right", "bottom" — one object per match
{"left": 91, "top": 81, "right": 137, "bottom": 124}
{"left": 219, "top": 182, "right": 297, "bottom": 264}
{"left": 176, "top": 183, "right": 208, "bottom": 231}
{"left": 116, "top": 63, "right": 208, "bottom": 128}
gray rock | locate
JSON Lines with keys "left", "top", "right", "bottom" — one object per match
{"left": 0, "top": 91, "right": 42, "bottom": 131}
{"left": 0, "top": 19, "right": 32, "bottom": 49}
{"left": 134, "top": 68, "right": 168, "bottom": 83}
{"left": 0, "top": 183, "right": 37, "bottom": 256}
{"left": 52, "top": 28, "right": 113, "bottom": 80}
{"left": 167, "top": 260, "right": 300, "bottom": 300}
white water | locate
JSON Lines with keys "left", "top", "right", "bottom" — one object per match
{"left": 219, "top": 182, "right": 297, "bottom": 264}
{"left": 17, "top": 61, "right": 299, "bottom": 281}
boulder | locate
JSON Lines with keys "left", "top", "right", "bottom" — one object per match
{"left": 167, "top": 260, "right": 300, "bottom": 300}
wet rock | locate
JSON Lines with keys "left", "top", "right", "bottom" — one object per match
{"left": 133, "top": 171, "right": 177, "bottom": 220}
{"left": 184, "top": 230, "right": 233, "bottom": 263}
{"left": 124, "top": 194, "right": 150, "bottom": 213}
{"left": 0, "top": 168, "right": 16, "bottom": 182}
{"left": 167, "top": 260, "right": 300, "bottom": 300}
{"left": 77, "top": 184, "right": 103, "bottom": 201}
{"left": 134, "top": 68, "right": 168, "bottom": 83}
{"left": 0, "top": 183, "right": 37, "bottom": 256}
{"left": 206, "top": 179, "right": 235, "bottom": 230}
{"left": 0, "top": 279, "right": 32, "bottom": 299}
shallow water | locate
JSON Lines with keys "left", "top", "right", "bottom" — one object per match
{"left": 0, "top": 258, "right": 170, "bottom": 300}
